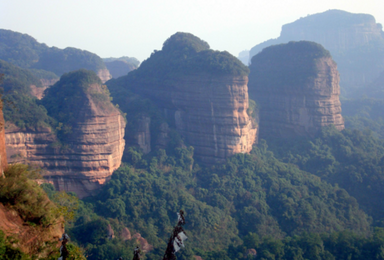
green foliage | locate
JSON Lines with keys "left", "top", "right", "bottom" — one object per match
{"left": 0, "top": 231, "right": 30, "bottom": 260}
{"left": 0, "top": 59, "right": 55, "bottom": 130}
{"left": 0, "top": 164, "right": 60, "bottom": 226}
{"left": 116, "top": 32, "right": 248, "bottom": 89}
{"left": 51, "top": 192, "right": 80, "bottom": 223}
{"left": 0, "top": 29, "right": 106, "bottom": 77}
{"left": 266, "top": 126, "right": 384, "bottom": 224}
{"left": 342, "top": 98, "right": 384, "bottom": 139}
{"left": 41, "top": 69, "right": 114, "bottom": 141}
{"left": 73, "top": 138, "right": 371, "bottom": 258}
{"left": 162, "top": 32, "right": 210, "bottom": 53}
{"left": 103, "top": 56, "right": 140, "bottom": 67}
{"left": 33, "top": 47, "right": 105, "bottom": 77}
{"left": 249, "top": 41, "right": 331, "bottom": 100}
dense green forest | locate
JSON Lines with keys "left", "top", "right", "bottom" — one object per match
{"left": 0, "top": 59, "right": 54, "bottom": 129}
{"left": 0, "top": 29, "right": 106, "bottom": 78}
{"left": 39, "top": 129, "right": 384, "bottom": 259}
{"left": 108, "top": 32, "right": 249, "bottom": 93}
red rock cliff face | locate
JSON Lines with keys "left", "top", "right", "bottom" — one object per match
{"left": 5, "top": 85, "right": 125, "bottom": 198}
{"left": 0, "top": 101, "right": 7, "bottom": 172}
{"left": 138, "top": 75, "right": 257, "bottom": 164}
{"left": 249, "top": 42, "right": 344, "bottom": 138}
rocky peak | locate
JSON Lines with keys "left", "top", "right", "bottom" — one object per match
{"left": 109, "top": 32, "right": 257, "bottom": 165}
{"left": 248, "top": 10, "right": 384, "bottom": 93}
{"left": 5, "top": 69, "right": 125, "bottom": 198}
{"left": 248, "top": 41, "right": 344, "bottom": 138}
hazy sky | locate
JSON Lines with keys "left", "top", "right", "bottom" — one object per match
{"left": 2, "top": 0, "right": 384, "bottom": 62}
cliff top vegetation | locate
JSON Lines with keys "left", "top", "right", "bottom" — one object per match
{"left": 42, "top": 69, "right": 115, "bottom": 140}
{"left": 125, "top": 32, "right": 249, "bottom": 84}
{"left": 103, "top": 56, "right": 140, "bottom": 67}
{"left": 249, "top": 41, "right": 332, "bottom": 91}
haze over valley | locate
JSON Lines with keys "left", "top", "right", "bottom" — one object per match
{"left": 1, "top": 3, "right": 384, "bottom": 260}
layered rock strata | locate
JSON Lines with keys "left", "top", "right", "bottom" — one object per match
{"left": 0, "top": 101, "right": 7, "bottom": 172}
{"left": 5, "top": 71, "right": 125, "bottom": 198}
{"left": 5, "top": 108, "right": 125, "bottom": 198}
{"left": 249, "top": 10, "right": 384, "bottom": 92}
{"left": 248, "top": 41, "right": 344, "bottom": 138}
{"left": 138, "top": 75, "right": 257, "bottom": 164}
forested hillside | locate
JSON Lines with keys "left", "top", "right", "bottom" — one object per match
{"left": 0, "top": 29, "right": 107, "bottom": 79}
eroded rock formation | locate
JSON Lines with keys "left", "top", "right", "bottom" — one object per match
{"left": 248, "top": 41, "right": 344, "bottom": 138}
{"left": 5, "top": 70, "right": 125, "bottom": 198}
{"left": 0, "top": 100, "right": 7, "bottom": 172}
{"left": 138, "top": 75, "right": 258, "bottom": 164}
{"left": 109, "top": 32, "right": 258, "bottom": 165}
{"left": 249, "top": 10, "right": 384, "bottom": 93}
{"left": 97, "top": 68, "right": 112, "bottom": 83}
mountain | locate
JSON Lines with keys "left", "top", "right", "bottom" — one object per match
{"left": 107, "top": 32, "right": 257, "bottom": 164}
{"left": 248, "top": 10, "right": 384, "bottom": 95}
{"left": 0, "top": 29, "right": 112, "bottom": 83}
{"left": 248, "top": 41, "right": 344, "bottom": 139}
{"left": 103, "top": 56, "right": 140, "bottom": 78}
{"left": 5, "top": 69, "right": 125, "bottom": 198}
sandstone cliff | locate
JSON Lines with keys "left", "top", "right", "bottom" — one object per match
{"left": 97, "top": 68, "right": 112, "bottom": 83}
{"left": 138, "top": 75, "right": 257, "bottom": 164}
{"left": 248, "top": 41, "right": 344, "bottom": 138}
{"left": 0, "top": 100, "right": 7, "bottom": 173}
{"left": 248, "top": 10, "right": 384, "bottom": 94}
{"left": 108, "top": 32, "right": 257, "bottom": 164}
{"left": 5, "top": 70, "right": 126, "bottom": 198}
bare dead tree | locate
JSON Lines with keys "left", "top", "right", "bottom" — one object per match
{"left": 162, "top": 210, "right": 187, "bottom": 260}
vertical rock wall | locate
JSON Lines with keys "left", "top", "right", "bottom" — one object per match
{"left": 138, "top": 75, "right": 258, "bottom": 164}
{"left": 248, "top": 42, "right": 344, "bottom": 139}
{"left": 0, "top": 101, "right": 7, "bottom": 173}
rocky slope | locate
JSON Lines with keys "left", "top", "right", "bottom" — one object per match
{"left": 5, "top": 70, "right": 125, "bottom": 198}
{"left": 248, "top": 10, "right": 384, "bottom": 94}
{"left": 248, "top": 41, "right": 344, "bottom": 138}
{"left": 108, "top": 32, "right": 257, "bottom": 164}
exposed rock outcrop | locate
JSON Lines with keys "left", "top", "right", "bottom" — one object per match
{"left": 109, "top": 32, "right": 257, "bottom": 165}
{"left": 139, "top": 75, "right": 257, "bottom": 164}
{"left": 248, "top": 41, "right": 344, "bottom": 138}
{"left": 132, "top": 233, "right": 153, "bottom": 252}
{"left": 5, "top": 70, "right": 126, "bottom": 198}
{"left": 126, "top": 116, "right": 151, "bottom": 154}
{"left": 97, "top": 68, "right": 112, "bottom": 83}
{"left": 0, "top": 202, "right": 63, "bottom": 256}
{"left": 0, "top": 100, "right": 7, "bottom": 173}
{"left": 121, "top": 227, "right": 131, "bottom": 241}
{"left": 104, "top": 60, "right": 137, "bottom": 78}
{"left": 249, "top": 10, "right": 384, "bottom": 93}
